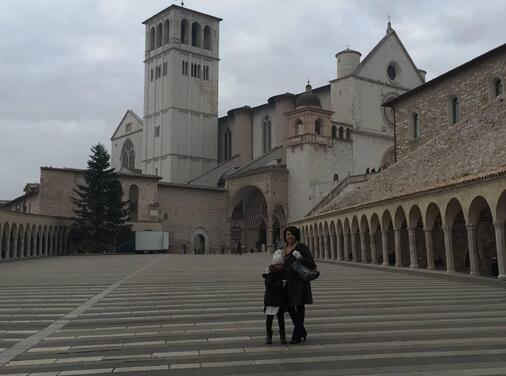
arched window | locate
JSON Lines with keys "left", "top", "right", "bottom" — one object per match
{"left": 339, "top": 127, "right": 344, "bottom": 139}
{"left": 331, "top": 125, "right": 337, "bottom": 139}
{"left": 262, "top": 117, "right": 272, "bottom": 153}
{"left": 449, "top": 96, "right": 460, "bottom": 124}
{"left": 412, "top": 112, "right": 421, "bottom": 139}
{"left": 121, "top": 139, "right": 135, "bottom": 170}
{"left": 191, "top": 22, "right": 201, "bottom": 47}
{"left": 149, "top": 27, "right": 155, "bottom": 50}
{"left": 494, "top": 78, "right": 503, "bottom": 98}
{"left": 128, "top": 185, "right": 139, "bottom": 221}
{"left": 164, "top": 20, "right": 170, "bottom": 44}
{"left": 315, "top": 119, "right": 322, "bottom": 135}
{"left": 203, "top": 25, "right": 212, "bottom": 50}
{"left": 156, "top": 23, "right": 163, "bottom": 48}
{"left": 333, "top": 173, "right": 339, "bottom": 181}
{"left": 180, "top": 19, "right": 188, "bottom": 44}
{"left": 346, "top": 128, "right": 351, "bottom": 140}
{"left": 224, "top": 129, "right": 232, "bottom": 160}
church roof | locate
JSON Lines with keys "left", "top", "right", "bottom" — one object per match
{"left": 311, "top": 100, "right": 506, "bottom": 217}
{"left": 143, "top": 4, "right": 222, "bottom": 25}
{"left": 351, "top": 28, "right": 425, "bottom": 83}
{"left": 111, "top": 110, "right": 143, "bottom": 141}
{"left": 295, "top": 83, "right": 322, "bottom": 109}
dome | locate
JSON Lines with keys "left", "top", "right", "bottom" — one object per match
{"left": 295, "top": 83, "right": 321, "bottom": 109}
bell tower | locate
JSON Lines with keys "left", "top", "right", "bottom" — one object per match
{"left": 142, "top": 5, "right": 222, "bottom": 182}
{"left": 286, "top": 83, "right": 352, "bottom": 220}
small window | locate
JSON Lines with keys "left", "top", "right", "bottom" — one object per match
{"left": 494, "top": 78, "right": 503, "bottom": 98}
{"left": 154, "top": 126, "right": 160, "bottom": 137}
{"left": 150, "top": 68, "right": 154, "bottom": 82}
{"left": 125, "top": 123, "right": 132, "bottom": 133}
{"left": 386, "top": 61, "right": 401, "bottom": 82}
{"left": 333, "top": 173, "right": 339, "bottom": 181}
{"left": 315, "top": 119, "right": 322, "bottom": 135}
{"left": 149, "top": 27, "right": 155, "bottom": 50}
{"left": 346, "top": 128, "right": 351, "bottom": 140}
{"left": 181, "top": 19, "right": 188, "bottom": 44}
{"left": 331, "top": 125, "right": 337, "bottom": 139}
{"left": 163, "top": 62, "right": 168, "bottom": 76}
{"left": 449, "top": 96, "right": 460, "bottom": 124}
{"left": 411, "top": 113, "right": 421, "bottom": 139}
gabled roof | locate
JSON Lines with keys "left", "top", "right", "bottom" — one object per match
{"left": 111, "top": 110, "right": 143, "bottom": 141}
{"left": 352, "top": 28, "right": 425, "bottom": 83}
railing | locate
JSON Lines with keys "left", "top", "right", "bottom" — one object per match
{"left": 287, "top": 133, "right": 331, "bottom": 147}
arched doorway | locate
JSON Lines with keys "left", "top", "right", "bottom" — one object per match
{"left": 191, "top": 228, "right": 209, "bottom": 255}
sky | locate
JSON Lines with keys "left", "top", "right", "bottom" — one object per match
{"left": 0, "top": 0, "right": 505, "bottom": 200}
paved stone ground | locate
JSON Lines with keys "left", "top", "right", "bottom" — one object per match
{"left": 1, "top": 254, "right": 506, "bottom": 376}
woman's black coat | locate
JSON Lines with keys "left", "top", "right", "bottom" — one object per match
{"left": 262, "top": 266, "right": 287, "bottom": 310}
{"left": 283, "top": 243, "right": 315, "bottom": 307}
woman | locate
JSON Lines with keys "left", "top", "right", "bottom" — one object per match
{"left": 283, "top": 225, "right": 315, "bottom": 344}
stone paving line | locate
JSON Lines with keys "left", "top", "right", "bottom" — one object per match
{"left": 2, "top": 254, "right": 506, "bottom": 375}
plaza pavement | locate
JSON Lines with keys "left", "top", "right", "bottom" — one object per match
{"left": 1, "top": 254, "right": 506, "bottom": 376}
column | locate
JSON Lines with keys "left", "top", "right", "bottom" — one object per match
{"left": 336, "top": 233, "right": 343, "bottom": 261}
{"left": 423, "top": 227, "right": 434, "bottom": 270}
{"left": 44, "top": 234, "right": 49, "bottom": 256}
{"left": 360, "top": 232, "right": 367, "bottom": 263}
{"left": 20, "top": 236, "right": 25, "bottom": 258}
{"left": 466, "top": 224, "right": 479, "bottom": 276}
{"left": 26, "top": 233, "right": 31, "bottom": 258}
{"left": 394, "top": 228, "right": 402, "bottom": 267}
{"left": 323, "top": 235, "right": 329, "bottom": 260}
{"left": 381, "top": 229, "right": 389, "bottom": 266}
{"left": 12, "top": 235, "right": 18, "bottom": 259}
{"left": 370, "top": 233, "right": 377, "bottom": 264}
{"left": 351, "top": 233, "right": 358, "bottom": 262}
{"left": 330, "top": 234, "right": 336, "bottom": 260}
{"left": 318, "top": 236, "right": 323, "bottom": 259}
{"left": 443, "top": 225, "right": 455, "bottom": 272}
{"left": 5, "top": 233, "right": 10, "bottom": 260}
{"left": 267, "top": 214, "right": 273, "bottom": 253}
{"left": 494, "top": 222, "right": 506, "bottom": 280}
{"left": 407, "top": 227, "right": 418, "bottom": 268}
{"left": 344, "top": 233, "right": 350, "bottom": 261}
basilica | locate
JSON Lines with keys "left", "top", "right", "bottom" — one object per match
{"left": 2, "top": 4, "right": 505, "bottom": 281}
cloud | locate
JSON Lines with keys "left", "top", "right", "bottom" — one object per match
{"left": 0, "top": 0, "right": 505, "bottom": 199}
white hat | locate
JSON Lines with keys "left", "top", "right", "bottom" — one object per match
{"left": 271, "top": 249, "right": 284, "bottom": 265}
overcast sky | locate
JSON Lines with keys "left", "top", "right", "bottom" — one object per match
{"left": 0, "top": 0, "right": 505, "bottom": 200}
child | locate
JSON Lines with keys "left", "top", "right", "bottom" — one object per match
{"left": 262, "top": 249, "right": 287, "bottom": 344}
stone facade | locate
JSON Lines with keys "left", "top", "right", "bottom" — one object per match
{"left": 393, "top": 46, "right": 506, "bottom": 161}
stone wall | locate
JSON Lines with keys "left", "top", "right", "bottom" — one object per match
{"left": 157, "top": 183, "right": 227, "bottom": 253}
{"left": 394, "top": 48, "right": 506, "bottom": 160}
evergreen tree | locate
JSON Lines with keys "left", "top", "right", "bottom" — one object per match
{"left": 72, "top": 144, "right": 130, "bottom": 252}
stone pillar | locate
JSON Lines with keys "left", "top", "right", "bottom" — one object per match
{"left": 381, "top": 230, "right": 389, "bottom": 266}
{"left": 26, "top": 233, "right": 31, "bottom": 258}
{"left": 370, "top": 233, "right": 377, "bottom": 264}
{"left": 443, "top": 225, "right": 455, "bottom": 273}
{"left": 351, "top": 233, "right": 358, "bottom": 262}
{"left": 466, "top": 224, "right": 479, "bottom": 276}
{"left": 330, "top": 234, "right": 337, "bottom": 260}
{"left": 323, "top": 235, "right": 329, "bottom": 259}
{"left": 336, "top": 233, "right": 343, "bottom": 261}
{"left": 360, "top": 232, "right": 367, "bottom": 263}
{"left": 394, "top": 228, "right": 402, "bottom": 267}
{"left": 20, "top": 236, "right": 25, "bottom": 258}
{"left": 5, "top": 234, "right": 10, "bottom": 260}
{"left": 267, "top": 214, "right": 273, "bottom": 253}
{"left": 407, "top": 227, "right": 418, "bottom": 268}
{"left": 44, "top": 234, "right": 49, "bottom": 256}
{"left": 344, "top": 233, "right": 350, "bottom": 261}
{"left": 494, "top": 222, "right": 506, "bottom": 281}
{"left": 423, "top": 227, "right": 434, "bottom": 270}
{"left": 12, "top": 236, "right": 18, "bottom": 259}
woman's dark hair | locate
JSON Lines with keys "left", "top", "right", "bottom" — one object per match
{"left": 284, "top": 226, "right": 301, "bottom": 242}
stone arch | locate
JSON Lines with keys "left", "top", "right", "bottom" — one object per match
{"left": 350, "top": 216, "right": 361, "bottom": 262}
{"left": 469, "top": 196, "right": 497, "bottom": 277}
{"left": 329, "top": 220, "right": 337, "bottom": 260}
{"left": 408, "top": 205, "right": 426, "bottom": 268}
{"left": 316, "top": 223, "right": 323, "bottom": 259}
{"left": 203, "top": 25, "right": 212, "bottom": 50}
{"left": 394, "top": 206, "right": 410, "bottom": 267}
{"left": 9, "top": 223, "right": 18, "bottom": 259}
{"left": 180, "top": 19, "right": 189, "bottom": 44}
{"left": 360, "top": 215, "right": 371, "bottom": 263}
{"left": 444, "top": 198, "right": 468, "bottom": 273}
{"left": 156, "top": 23, "right": 163, "bottom": 48}
{"left": 1, "top": 223, "right": 9, "bottom": 259}
{"left": 336, "top": 219, "right": 344, "bottom": 260}
{"left": 191, "top": 227, "right": 209, "bottom": 255}
{"left": 315, "top": 118, "right": 323, "bottom": 135}
{"left": 149, "top": 26, "right": 155, "bottom": 50}
{"left": 191, "top": 21, "right": 202, "bottom": 47}
{"left": 381, "top": 209, "right": 395, "bottom": 265}
{"left": 323, "top": 221, "right": 330, "bottom": 259}
{"left": 164, "top": 19, "right": 170, "bottom": 44}
{"left": 370, "top": 213, "right": 381, "bottom": 264}
{"left": 343, "top": 217, "right": 351, "bottom": 261}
